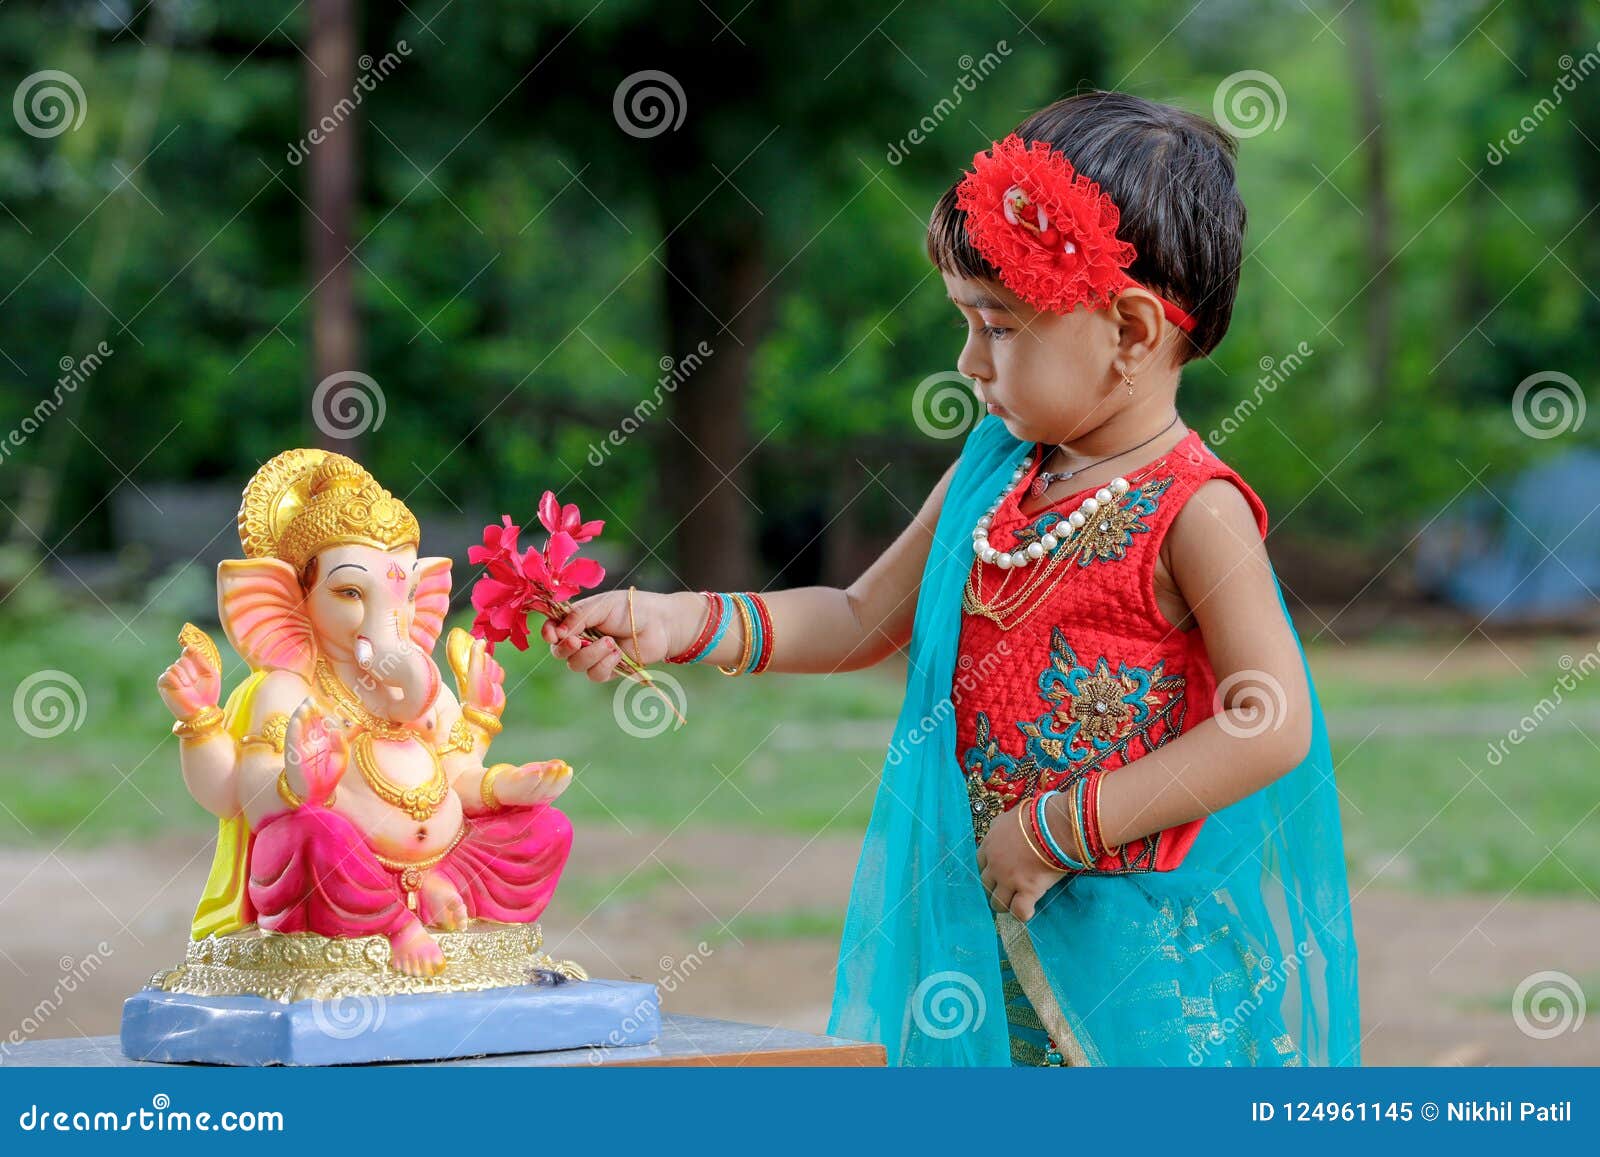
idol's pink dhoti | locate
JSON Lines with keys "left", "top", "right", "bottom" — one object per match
{"left": 247, "top": 803, "right": 572, "bottom": 937}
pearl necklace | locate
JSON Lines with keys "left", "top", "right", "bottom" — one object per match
{"left": 971, "top": 455, "right": 1132, "bottom": 570}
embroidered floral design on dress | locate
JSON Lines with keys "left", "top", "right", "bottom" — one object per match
{"left": 1011, "top": 474, "right": 1172, "bottom": 570}
{"left": 962, "top": 627, "right": 1187, "bottom": 865}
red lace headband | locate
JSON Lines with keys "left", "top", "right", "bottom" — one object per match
{"left": 954, "top": 133, "right": 1197, "bottom": 334}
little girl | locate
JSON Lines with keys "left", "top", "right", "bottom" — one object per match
{"left": 541, "top": 91, "right": 1359, "bottom": 1067}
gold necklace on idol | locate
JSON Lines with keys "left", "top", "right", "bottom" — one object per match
{"left": 313, "top": 657, "right": 448, "bottom": 822}
{"left": 962, "top": 453, "right": 1172, "bottom": 633}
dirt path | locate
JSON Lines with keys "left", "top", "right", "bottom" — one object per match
{"left": 0, "top": 828, "right": 1593, "bottom": 1065}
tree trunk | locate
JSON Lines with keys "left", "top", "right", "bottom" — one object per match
{"left": 307, "top": 0, "right": 362, "bottom": 451}
{"left": 660, "top": 220, "right": 768, "bottom": 589}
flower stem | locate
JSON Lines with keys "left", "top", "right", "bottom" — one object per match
{"left": 544, "top": 599, "right": 686, "bottom": 727}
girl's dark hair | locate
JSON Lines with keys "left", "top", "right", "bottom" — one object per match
{"left": 927, "top": 90, "right": 1246, "bottom": 362}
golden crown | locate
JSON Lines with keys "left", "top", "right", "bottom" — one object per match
{"left": 237, "top": 449, "right": 419, "bottom": 571}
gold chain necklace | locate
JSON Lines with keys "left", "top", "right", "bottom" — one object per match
{"left": 963, "top": 459, "right": 1169, "bottom": 632}
{"left": 314, "top": 657, "right": 448, "bottom": 821}
{"left": 314, "top": 657, "right": 412, "bottom": 739}
{"left": 351, "top": 731, "right": 448, "bottom": 821}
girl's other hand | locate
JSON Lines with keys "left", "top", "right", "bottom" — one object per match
{"left": 977, "top": 805, "right": 1070, "bottom": 922}
{"left": 541, "top": 589, "right": 703, "bottom": 682}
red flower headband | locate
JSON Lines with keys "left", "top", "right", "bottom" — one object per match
{"left": 954, "top": 133, "right": 1197, "bottom": 333}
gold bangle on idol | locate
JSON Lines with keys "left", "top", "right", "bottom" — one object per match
{"left": 172, "top": 705, "right": 225, "bottom": 740}
{"left": 277, "top": 767, "right": 336, "bottom": 810}
{"left": 480, "top": 762, "right": 514, "bottom": 811}
{"left": 461, "top": 704, "right": 503, "bottom": 740}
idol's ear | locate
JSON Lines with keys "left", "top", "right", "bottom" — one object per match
{"left": 216, "top": 558, "right": 315, "bottom": 678}
{"left": 409, "top": 556, "right": 454, "bottom": 654}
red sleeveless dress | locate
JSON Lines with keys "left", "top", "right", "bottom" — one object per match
{"left": 953, "top": 428, "right": 1269, "bottom": 871}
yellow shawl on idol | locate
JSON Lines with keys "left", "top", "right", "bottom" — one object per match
{"left": 188, "top": 669, "right": 269, "bottom": 939}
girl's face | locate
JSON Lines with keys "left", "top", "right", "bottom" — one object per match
{"left": 942, "top": 271, "right": 1127, "bottom": 446}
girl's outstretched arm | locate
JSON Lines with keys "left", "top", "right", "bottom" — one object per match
{"left": 543, "top": 459, "right": 960, "bottom": 679}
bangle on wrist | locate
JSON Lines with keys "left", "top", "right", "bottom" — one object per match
{"left": 173, "top": 705, "right": 225, "bottom": 740}
{"left": 1032, "top": 790, "right": 1087, "bottom": 872}
{"left": 669, "top": 592, "right": 726, "bottom": 664}
{"left": 480, "top": 762, "right": 513, "bottom": 811}
{"left": 461, "top": 705, "right": 503, "bottom": 739}
{"left": 716, "top": 592, "right": 775, "bottom": 675}
{"left": 277, "top": 767, "right": 336, "bottom": 810}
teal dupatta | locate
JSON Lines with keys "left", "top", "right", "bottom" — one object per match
{"left": 827, "top": 413, "right": 1360, "bottom": 1066}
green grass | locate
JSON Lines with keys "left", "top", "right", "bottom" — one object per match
{"left": 696, "top": 906, "right": 846, "bottom": 946}
{"left": 4, "top": 605, "right": 1598, "bottom": 902}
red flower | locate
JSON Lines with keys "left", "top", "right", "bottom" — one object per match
{"left": 538, "top": 490, "right": 604, "bottom": 544}
{"left": 955, "top": 134, "right": 1138, "bottom": 317}
{"left": 468, "top": 500, "right": 606, "bottom": 652}
{"left": 542, "top": 531, "right": 606, "bottom": 602}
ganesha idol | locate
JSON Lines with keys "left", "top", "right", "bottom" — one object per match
{"left": 122, "top": 450, "right": 659, "bottom": 1065}
{"left": 152, "top": 447, "right": 578, "bottom": 977}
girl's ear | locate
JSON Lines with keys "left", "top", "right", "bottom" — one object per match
{"left": 1109, "top": 289, "right": 1167, "bottom": 372}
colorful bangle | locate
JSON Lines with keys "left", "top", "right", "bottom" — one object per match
{"left": 669, "top": 592, "right": 723, "bottom": 664}
{"left": 1016, "top": 804, "right": 1061, "bottom": 872}
{"left": 1033, "top": 790, "right": 1087, "bottom": 872}
{"left": 1067, "top": 779, "right": 1095, "bottom": 868}
{"left": 748, "top": 592, "right": 775, "bottom": 674}
{"left": 1084, "top": 771, "right": 1111, "bottom": 863}
{"left": 717, "top": 593, "right": 756, "bottom": 676}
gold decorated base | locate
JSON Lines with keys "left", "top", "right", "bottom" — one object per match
{"left": 148, "top": 921, "right": 588, "bottom": 1002}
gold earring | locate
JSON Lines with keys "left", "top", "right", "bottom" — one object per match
{"left": 1123, "top": 373, "right": 1135, "bottom": 396}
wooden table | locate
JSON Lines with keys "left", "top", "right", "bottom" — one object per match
{"left": 3, "top": 1013, "right": 887, "bottom": 1068}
